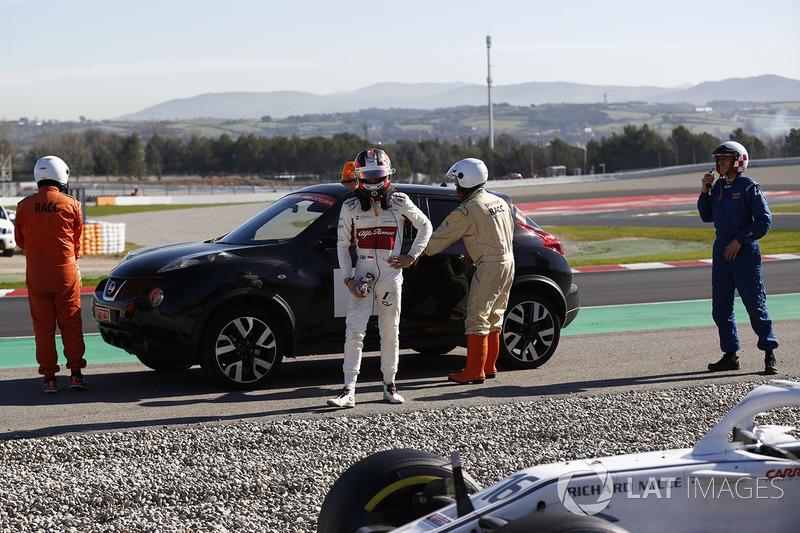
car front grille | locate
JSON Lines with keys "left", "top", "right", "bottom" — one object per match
{"left": 104, "top": 278, "right": 161, "bottom": 301}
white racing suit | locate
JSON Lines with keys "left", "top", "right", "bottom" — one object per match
{"left": 337, "top": 190, "right": 432, "bottom": 389}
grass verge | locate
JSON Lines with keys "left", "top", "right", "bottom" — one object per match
{"left": 548, "top": 226, "right": 800, "bottom": 267}
{"left": 770, "top": 204, "right": 800, "bottom": 214}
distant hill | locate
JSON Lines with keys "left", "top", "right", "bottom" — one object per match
{"left": 120, "top": 75, "right": 800, "bottom": 122}
{"left": 648, "top": 75, "right": 800, "bottom": 104}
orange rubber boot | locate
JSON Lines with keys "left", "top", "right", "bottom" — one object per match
{"left": 449, "top": 334, "right": 487, "bottom": 384}
{"left": 485, "top": 331, "right": 500, "bottom": 378}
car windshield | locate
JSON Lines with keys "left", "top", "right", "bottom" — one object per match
{"left": 221, "top": 192, "right": 337, "bottom": 245}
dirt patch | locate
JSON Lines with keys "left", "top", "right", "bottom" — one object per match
{"left": 566, "top": 238, "right": 709, "bottom": 261}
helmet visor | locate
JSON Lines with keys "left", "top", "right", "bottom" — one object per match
{"left": 356, "top": 169, "right": 393, "bottom": 181}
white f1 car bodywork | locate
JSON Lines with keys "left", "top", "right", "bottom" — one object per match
{"left": 319, "top": 381, "right": 800, "bottom": 532}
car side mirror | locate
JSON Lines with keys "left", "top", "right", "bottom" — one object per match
{"left": 313, "top": 227, "right": 337, "bottom": 251}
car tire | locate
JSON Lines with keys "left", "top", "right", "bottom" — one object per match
{"left": 411, "top": 344, "right": 458, "bottom": 356}
{"left": 2, "top": 248, "right": 13, "bottom": 257}
{"left": 496, "top": 511, "right": 630, "bottom": 532}
{"left": 499, "top": 293, "right": 561, "bottom": 370}
{"left": 318, "top": 448, "right": 480, "bottom": 533}
{"left": 200, "top": 306, "right": 283, "bottom": 390}
{"left": 135, "top": 355, "right": 192, "bottom": 372}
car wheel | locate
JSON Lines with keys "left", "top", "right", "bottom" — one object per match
{"left": 496, "top": 511, "right": 630, "bottom": 532}
{"left": 318, "top": 448, "right": 480, "bottom": 533}
{"left": 135, "top": 355, "right": 192, "bottom": 372}
{"left": 499, "top": 293, "right": 561, "bottom": 369}
{"left": 2, "top": 248, "right": 13, "bottom": 257}
{"left": 411, "top": 344, "right": 458, "bottom": 355}
{"left": 200, "top": 306, "right": 283, "bottom": 390}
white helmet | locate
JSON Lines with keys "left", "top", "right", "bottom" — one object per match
{"left": 713, "top": 141, "right": 748, "bottom": 174}
{"left": 446, "top": 158, "right": 488, "bottom": 189}
{"left": 34, "top": 156, "right": 70, "bottom": 185}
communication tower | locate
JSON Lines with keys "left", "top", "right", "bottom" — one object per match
{"left": 486, "top": 35, "right": 494, "bottom": 149}
{"left": 0, "top": 154, "right": 11, "bottom": 196}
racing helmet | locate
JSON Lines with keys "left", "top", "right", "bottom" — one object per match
{"left": 446, "top": 158, "right": 488, "bottom": 189}
{"left": 354, "top": 148, "right": 395, "bottom": 197}
{"left": 712, "top": 141, "right": 748, "bottom": 175}
{"left": 33, "top": 155, "right": 70, "bottom": 185}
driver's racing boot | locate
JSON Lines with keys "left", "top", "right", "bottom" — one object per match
{"left": 708, "top": 352, "right": 740, "bottom": 372}
{"left": 327, "top": 387, "right": 355, "bottom": 408}
{"left": 484, "top": 331, "right": 500, "bottom": 379}
{"left": 383, "top": 382, "right": 404, "bottom": 404}
{"left": 449, "top": 334, "right": 487, "bottom": 384}
{"left": 764, "top": 350, "right": 778, "bottom": 375}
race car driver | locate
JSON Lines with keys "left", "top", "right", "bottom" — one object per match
{"left": 328, "top": 148, "right": 432, "bottom": 408}
{"left": 698, "top": 141, "right": 779, "bottom": 375}
{"left": 15, "top": 156, "right": 88, "bottom": 393}
{"left": 423, "top": 158, "right": 515, "bottom": 384}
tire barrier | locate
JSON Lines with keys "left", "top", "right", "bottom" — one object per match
{"left": 80, "top": 221, "right": 126, "bottom": 255}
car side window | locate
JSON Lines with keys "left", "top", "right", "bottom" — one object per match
{"left": 401, "top": 197, "right": 461, "bottom": 253}
{"left": 401, "top": 195, "right": 460, "bottom": 246}
{"left": 224, "top": 193, "right": 336, "bottom": 244}
{"left": 403, "top": 219, "right": 416, "bottom": 241}
{"left": 403, "top": 195, "right": 421, "bottom": 241}
{"left": 427, "top": 198, "right": 460, "bottom": 227}
{"left": 401, "top": 194, "right": 458, "bottom": 240}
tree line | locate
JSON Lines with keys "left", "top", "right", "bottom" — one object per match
{"left": 5, "top": 125, "right": 800, "bottom": 182}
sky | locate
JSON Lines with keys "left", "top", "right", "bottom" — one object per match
{"left": 2, "top": 0, "right": 799, "bottom": 122}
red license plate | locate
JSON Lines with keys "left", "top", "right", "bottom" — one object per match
{"left": 95, "top": 306, "right": 111, "bottom": 322}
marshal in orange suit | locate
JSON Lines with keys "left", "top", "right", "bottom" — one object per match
{"left": 15, "top": 156, "right": 88, "bottom": 394}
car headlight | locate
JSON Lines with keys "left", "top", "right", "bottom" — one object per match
{"left": 156, "top": 251, "right": 238, "bottom": 273}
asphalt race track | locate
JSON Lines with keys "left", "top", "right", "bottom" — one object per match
{"left": 1, "top": 166, "right": 798, "bottom": 438}
{"left": 2, "top": 315, "right": 798, "bottom": 439}
{"left": 1, "top": 259, "right": 798, "bottom": 337}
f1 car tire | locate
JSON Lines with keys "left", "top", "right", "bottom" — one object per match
{"left": 318, "top": 448, "right": 480, "bottom": 533}
{"left": 200, "top": 306, "right": 283, "bottom": 390}
{"left": 496, "top": 511, "right": 630, "bottom": 533}
{"left": 135, "top": 355, "right": 192, "bottom": 372}
{"left": 499, "top": 293, "right": 561, "bottom": 370}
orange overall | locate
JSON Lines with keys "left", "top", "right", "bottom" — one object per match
{"left": 15, "top": 187, "right": 86, "bottom": 377}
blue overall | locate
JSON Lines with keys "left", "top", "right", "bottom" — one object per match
{"left": 697, "top": 175, "right": 779, "bottom": 353}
